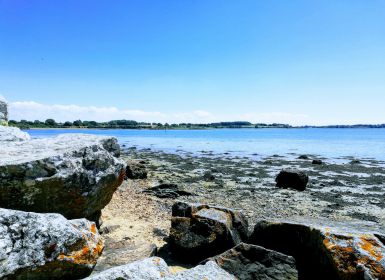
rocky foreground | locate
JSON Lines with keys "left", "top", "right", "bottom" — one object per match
{"left": 0, "top": 121, "right": 384, "bottom": 279}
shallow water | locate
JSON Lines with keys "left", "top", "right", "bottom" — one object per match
{"left": 26, "top": 128, "right": 385, "bottom": 161}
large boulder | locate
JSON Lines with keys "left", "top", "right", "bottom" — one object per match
{"left": 0, "top": 125, "right": 30, "bottom": 141}
{"left": 0, "top": 96, "right": 8, "bottom": 125}
{"left": 0, "top": 208, "right": 104, "bottom": 279}
{"left": 0, "top": 134, "right": 125, "bottom": 221}
{"left": 84, "top": 257, "right": 236, "bottom": 280}
{"left": 249, "top": 220, "right": 385, "bottom": 280}
{"left": 275, "top": 170, "right": 308, "bottom": 191}
{"left": 204, "top": 243, "right": 298, "bottom": 280}
{"left": 169, "top": 201, "right": 249, "bottom": 262}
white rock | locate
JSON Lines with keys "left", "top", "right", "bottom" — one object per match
{"left": 83, "top": 257, "right": 236, "bottom": 280}
{"left": 0, "top": 208, "right": 104, "bottom": 279}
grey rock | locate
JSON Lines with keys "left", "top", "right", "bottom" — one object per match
{"left": 203, "top": 171, "right": 215, "bottom": 181}
{"left": 83, "top": 257, "right": 169, "bottom": 280}
{"left": 297, "top": 155, "right": 309, "bottom": 160}
{"left": 0, "top": 208, "right": 104, "bottom": 280}
{"left": 249, "top": 220, "right": 385, "bottom": 280}
{"left": 0, "top": 125, "right": 30, "bottom": 142}
{"left": 275, "top": 169, "right": 309, "bottom": 191}
{"left": 170, "top": 261, "right": 236, "bottom": 280}
{"left": 170, "top": 201, "right": 249, "bottom": 262}
{"left": 0, "top": 134, "right": 126, "bottom": 221}
{"left": 204, "top": 243, "right": 298, "bottom": 280}
{"left": 84, "top": 258, "right": 236, "bottom": 280}
{"left": 92, "top": 240, "right": 157, "bottom": 273}
{"left": 125, "top": 161, "right": 147, "bottom": 179}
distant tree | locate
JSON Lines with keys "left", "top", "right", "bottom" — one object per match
{"left": 73, "top": 120, "right": 83, "bottom": 126}
{"left": 45, "top": 119, "right": 56, "bottom": 126}
{"left": 63, "top": 121, "right": 73, "bottom": 127}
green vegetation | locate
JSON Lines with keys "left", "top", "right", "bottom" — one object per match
{"left": 8, "top": 119, "right": 293, "bottom": 129}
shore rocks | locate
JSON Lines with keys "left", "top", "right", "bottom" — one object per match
{"left": 125, "top": 161, "right": 147, "bottom": 179}
{"left": 249, "top": 220, "right": 385, "bottom": 280}
{"left": 204, "top": 243, "right": 298, "bottom": 280}
{"left": 171, "top": 260, "right": 236, "bottom": 279}
{"left": 169, "top": 201, "right": 249, "bottom": 262}
{"left": 0, "top": 134, "right": 126, "bottom": 221}
{"left": 276, "top": 170, "right": 309, "bottom": 191}
{"left": 312, "top": 159, "right": 323, "bottom": 165}
{"left": 0, "top": 125, "right": 30, "bottom": 141}
{"left": 0, "top": 208, "right": 103, "bottom": 279}
{"left": 142, "top": 184, "right": 194, "bottom": 199}
{"left": 84, "top": 257, "right": 169, "bottom": 280}
{"left": 85, "top": 257, "right": 236, "bottom": 280}
{"left": 92, "top": 240, "right": 157, "bottom": 273}
{"left": 0, "top": 97, "right": 8, "bottom": 125}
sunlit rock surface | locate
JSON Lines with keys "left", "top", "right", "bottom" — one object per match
{"left": 0, "top": 133, "right": 125, "bottom": 220}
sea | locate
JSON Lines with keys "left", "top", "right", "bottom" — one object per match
{"left": 26, "top": 128, "right": 385, "bottom": 162}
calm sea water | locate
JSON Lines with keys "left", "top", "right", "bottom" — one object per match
{"left": 26, "top": 128, "right": 385, "bottom": 162}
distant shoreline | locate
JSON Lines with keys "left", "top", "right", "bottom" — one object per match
{"left": 21, "top": 126, "right": 385, "bottom": 130}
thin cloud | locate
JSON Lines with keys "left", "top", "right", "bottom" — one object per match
{"left": 9, "top": 101, "right": 315, "bottom": 125}
{"left": 9, "top": 101, "right": 214, "bottom": 123}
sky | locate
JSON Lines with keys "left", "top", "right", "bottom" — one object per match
{"left": 1, "top": 0, "right": 385, "bottom": 125}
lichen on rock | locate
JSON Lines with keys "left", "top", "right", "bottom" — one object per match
{"left": 0, "top": 208, "right": 104, "bottom": 279}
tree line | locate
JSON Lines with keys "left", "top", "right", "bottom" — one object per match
{"left": 8, "top": 119, "right": 293, "bottom": 129}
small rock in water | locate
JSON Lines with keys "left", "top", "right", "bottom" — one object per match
{"left": 276, "top": 170, "right": 309, "bottom": 191}
{"left": 312, "top": 159, "right": 323, "bottom": 165}
{"left": 298, "top": 155, "right": 309, "bottom": 160}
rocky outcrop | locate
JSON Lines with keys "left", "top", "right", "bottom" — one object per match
{"left": 0, "top": 134, "right": 125, "bottom": 221}
{"left": 0, "top": 125, "right": 30, "bottom": 141}
{"left": 0, "top": 96, "right": 8, "bottom": 125}
{"left": 125, "top": 161, "right": 147, "bottom": 179}
{"left": 204, "top": 243, "right": 298, "bottom": 280}
{"left": 84, "top": 257, "right": 236, "bottom": 280}
{"left": 275, "top": 170, "right": 308, "bottom": 191}
{"left": 249, "top": 220, "right": 385, "bottom": 280}
{"left": 0, "top": 208, "right": 103, "bottom": 279}
{"left": 169, "top": 201, "right": 249, "bottom": 262}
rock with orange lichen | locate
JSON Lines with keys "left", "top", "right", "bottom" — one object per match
{"left": 0, "top": 134, "right": 125, "bottom": 222}
{"left": 249, "top": 220, "right": 385, "bottom": 280}
{"left": 0, "top": 208, "right": 104, "bottom": 279}
{"left": 169, "top": 201, "right": 249, "bottom": 263}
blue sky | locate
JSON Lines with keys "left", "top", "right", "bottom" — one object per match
{"left": 1, "top": 0, "right": 385, "bottom": 125}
